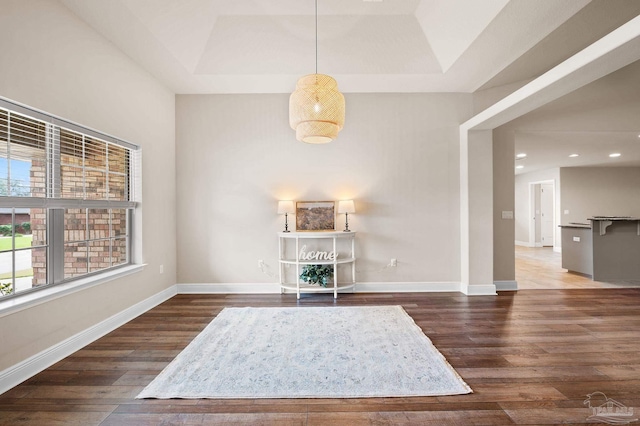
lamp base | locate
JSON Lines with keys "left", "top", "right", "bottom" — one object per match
{"left": 283, "top": 213, "right": 291, "bottom": 232}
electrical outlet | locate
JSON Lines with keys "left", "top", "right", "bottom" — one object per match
{"left": 159, "top": 264, "right": 164, "bottom": 274}
{"left": 390, "top": 258, "right": 397, "bottom": 267}
{"left": 258, "top": 260, "right": 264, "bottom": 268}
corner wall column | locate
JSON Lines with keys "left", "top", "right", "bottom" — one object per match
{"left": 460, "top": 129, "right": 497, "bottom": 295}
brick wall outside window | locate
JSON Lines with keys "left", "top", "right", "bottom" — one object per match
{"left": 1, "top": 104, "right": 135, "bottom": 298}
{"left": 29, "top": 138, "right": 128, "bottom": 284}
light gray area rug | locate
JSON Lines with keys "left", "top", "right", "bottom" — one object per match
{"left": 137, "top": 305, "right": 472, "bottom": 399}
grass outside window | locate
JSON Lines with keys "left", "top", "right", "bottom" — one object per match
{"left": 0, "top": 235, "right": 33, "bottom": 251}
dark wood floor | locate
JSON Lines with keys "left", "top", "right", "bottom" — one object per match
{"left": 2, "top": 290, "right": 640, "bottom": 425}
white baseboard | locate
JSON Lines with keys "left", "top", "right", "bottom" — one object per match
{"left": 0, "top": 285, "right": 176, "bottom": 396}
{"left": 515, "top": 240, "right": 544, "bottom": 248}
{"left": 177, "top": 283, "right": 281, "bottom": 294}
{"left": 515, "top": 240, "right": 533, "bottom": 247}
{"left": 516, "top": 241, "right": 560, "bottom": 251}
{"left": 177, "top": 282, "right": 463, "bottom": 294}
{"left": 494, "top": 280, "right": 518, "bottom": 291}
{"left": 460, "top": 283, "right": 497, "bottom": 295}
{"left": 354, "top": 282, "right": 461, "bottom": 293}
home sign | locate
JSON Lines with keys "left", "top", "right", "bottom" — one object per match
{"left": 298, "top": 245, "right": 338, "bottom": 261}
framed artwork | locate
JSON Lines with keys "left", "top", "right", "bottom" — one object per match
{"left": 296, "top": 201, "right": 335, "bottom": 231}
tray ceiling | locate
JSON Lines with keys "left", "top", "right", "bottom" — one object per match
{"left": 60, "top": 0, "right": 639, "bottom": 94}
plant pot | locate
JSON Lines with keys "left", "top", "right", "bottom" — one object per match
{"left": 300, "top": 264, "right": 334, "bottom": 288}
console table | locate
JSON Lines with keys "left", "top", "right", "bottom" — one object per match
{"left": 278, "top": 231, "right": 356, "bottom": 299}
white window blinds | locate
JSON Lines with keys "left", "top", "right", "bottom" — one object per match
{"left": 0, "top": 97, "right": 139, "bottom": 209}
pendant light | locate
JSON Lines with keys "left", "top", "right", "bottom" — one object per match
{"left": 289, "top": 0, "right": 345, "bottom": 144}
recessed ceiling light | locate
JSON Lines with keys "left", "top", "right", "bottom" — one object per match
{"left": 515, "top": 165, "right": 524, "bottom": 169}
{"left": 569, "top": 154, "right": 579, "bottom": 158}
{"left": 516, "top": 153, "right": 527, "bottom": 158}
{"left": 609, "top": 153, "right": 621, "bottom": 158}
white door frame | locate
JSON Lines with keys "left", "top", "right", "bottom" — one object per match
{"left": 528, "top": 179, "right": 556, "bottom": 248}
{"left": 540, "top": 182, "right": 555, "bottom": 247}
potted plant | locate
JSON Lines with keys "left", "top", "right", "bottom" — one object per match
{"left": 300, "top": 264, "right": 333, "bottom": 287}
{"left": 0, "top": 281, "right": 12, "bottom": 296}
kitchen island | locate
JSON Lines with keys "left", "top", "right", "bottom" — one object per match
{"left": 589, "top": 217, "right": 640, "bottom": 281}
{"left": 559, "top": 223, "right": 592, "bottom": 276}
{"left": 560, "top": 217, "right": 640, "bottom": 281}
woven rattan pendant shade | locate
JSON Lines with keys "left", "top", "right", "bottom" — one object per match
{"left": 289, "top": 0, "right": 345, "bottom": 144}
{"left": 289, "top": 74, "right": 345, "bottom": 144}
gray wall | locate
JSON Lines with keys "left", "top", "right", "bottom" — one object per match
{"left": 176, "top": 93, "right": 473, "bottom": 286}
{"left": 0, "top": 0, "right": 176, "bottom": 371}
{"left": 560, "top": 167, "right": 640, "bottom": 223}
{"left": 493, "top": 129, "right": 515, "bottom": 281}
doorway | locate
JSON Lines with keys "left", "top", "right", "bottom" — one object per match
{"left": 527, "top": 180, "right": 556, "bottom": 249}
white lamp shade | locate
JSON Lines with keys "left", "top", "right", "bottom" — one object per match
{"left": 338, "top": 200, "right": 355, "bottom": 214}
{"left": 277, "top": 200, "right": 295, "bottom": 214}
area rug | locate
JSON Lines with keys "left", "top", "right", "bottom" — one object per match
{"left": 136, "top": 305, "right": 472, "bottom": 399}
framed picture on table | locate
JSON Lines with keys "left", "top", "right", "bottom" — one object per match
{"left": 296, "top": 201, "right": 335, "bottom": 231}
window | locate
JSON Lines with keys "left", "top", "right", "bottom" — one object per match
{"left": 0, "top": 98, "right": 139, "bottom": 299}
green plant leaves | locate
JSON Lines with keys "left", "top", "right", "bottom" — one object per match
{"left": 300, "top": 264, "right": 333, "bottom": 287}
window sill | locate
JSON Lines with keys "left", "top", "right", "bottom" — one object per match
{"left": 0, "top": 264, "right": 146, "bottom": 318}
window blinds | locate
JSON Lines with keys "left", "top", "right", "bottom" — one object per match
{"left": 0, "top": 97, "right": 139, "bottom": 209}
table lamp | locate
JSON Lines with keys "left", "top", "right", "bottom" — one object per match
{"left": 277, "top": 200, "right": 295, "bottom": 232}
{"left": 337, "top": 200, "right": 355, "bottom": 232}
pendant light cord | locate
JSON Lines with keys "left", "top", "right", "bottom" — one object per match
{"left": 315, "top": 0, "right": 318, "bottom": 75}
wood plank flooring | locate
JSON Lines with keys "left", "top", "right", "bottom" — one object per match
{"left": 2, "top": 290, "right": 640, "bottom": 425}
{"left": 516, "top": 246, "right": 640, "bottom": 289}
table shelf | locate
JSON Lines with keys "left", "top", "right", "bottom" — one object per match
{"left": 278, "top": 231, "right": 356, "bottom": 299}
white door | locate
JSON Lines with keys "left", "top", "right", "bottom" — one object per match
{"left": 540, "top": 183, "right": 554, "bottom": 247}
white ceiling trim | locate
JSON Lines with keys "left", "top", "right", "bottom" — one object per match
{"left": 462, "top": 15, "right": 640, "bottom": 132}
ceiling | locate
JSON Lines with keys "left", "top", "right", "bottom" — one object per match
{"left": 510, "top": 58, "right": 640, "bottom": 175}
{"left": 61, "top": 0, "right": 640, "bottom": 173}
{"left": 61, "top": 0, "right": 639, "bottom": 94}
{"left": 514, "top": 131, "right": 640, "bottom": 173}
